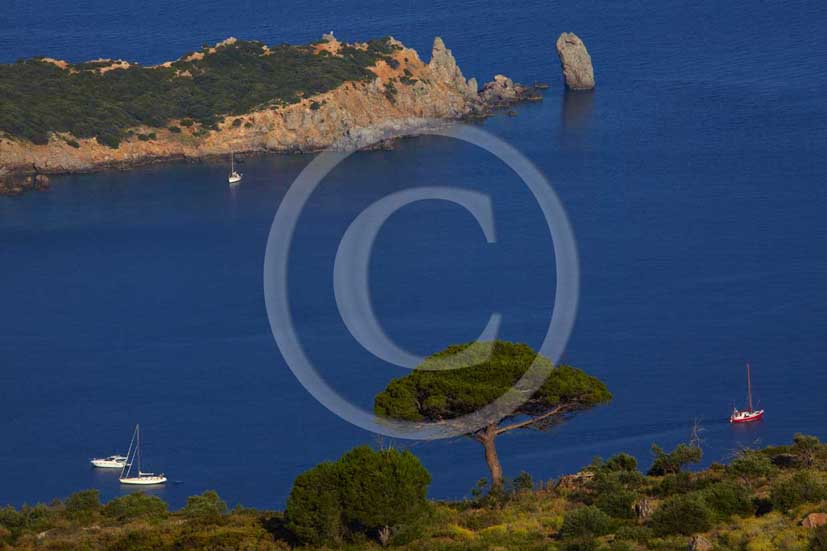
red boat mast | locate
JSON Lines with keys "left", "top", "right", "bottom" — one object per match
{"left": 746, "top": 363, "right": 753, "bottom": 412}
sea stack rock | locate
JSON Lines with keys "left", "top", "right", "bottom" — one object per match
{"left": 555, "top": 32, "right": 595, "bottom": 90}
{"left": 428, "top": 37, "right": 477, "bottom": 97}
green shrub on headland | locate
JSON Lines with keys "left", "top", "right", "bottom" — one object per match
{"left": 103, "top": 492, "right": 168, "bottom": 521}
{"left": 770, "top": 470, "right": 827, "bottom": 511}
{"left": 0, "top": 37, "right": 400, "bottom": 147}
{"left": 647, "top": 442, "right": 702, "bottom": 476}
{"left": 561, "top": 506, "right": 613, "bottom": 538}
{"left": 286, "top": 445, "right": 431, "bottom": 546}
{"left": 181, "top": 490, "right": 228, "bottom": 523}
{"left": 649, "top": 493, "right": 714, "bottom": 535}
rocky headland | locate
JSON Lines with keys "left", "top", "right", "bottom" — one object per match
{"left": 0, "top": 35, "right": 542, "bottom": 195}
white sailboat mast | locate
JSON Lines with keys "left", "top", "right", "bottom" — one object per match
{"left": 136, "top": 424, "right": 142, "bottom": 474}
{"left": 121, "top": 425, "right": 137, "bottom": 479}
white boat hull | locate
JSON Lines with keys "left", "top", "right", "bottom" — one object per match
{"left": 91, "top": 459, "right": 126, "bottom": 468}
{"left": 120, "top": 475, "right": 167, "bottom": 485}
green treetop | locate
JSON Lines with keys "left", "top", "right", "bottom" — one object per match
{"left": 375, "top": 340, "right": 611, "bottom": 488}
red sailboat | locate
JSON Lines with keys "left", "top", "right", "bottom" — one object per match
{"left": 730, "top": 363, "right": 764, "bottom": 423}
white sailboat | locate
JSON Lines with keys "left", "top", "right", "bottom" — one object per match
{"left": 228, "top": 152, "right": 242, "bottom": 184}
{"left": 119, "top": 424, "right": 167, "bottom": 485}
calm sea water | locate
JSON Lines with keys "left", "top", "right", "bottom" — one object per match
{"left": 2, "top": 1, "right": 827, "bottom": 509}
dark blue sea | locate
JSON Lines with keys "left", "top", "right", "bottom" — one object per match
{"left": 2, "top": 1, "right": 827, "bottom": 509}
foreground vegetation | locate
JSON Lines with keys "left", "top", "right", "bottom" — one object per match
{"left": 4, "top": 434, "right": 827, "bottom": 551}
{"left": 3, "top": 344, "right": 824, "bottom": 550}
{"left": 0, "top": 37, "right": 399, "bottom": 147}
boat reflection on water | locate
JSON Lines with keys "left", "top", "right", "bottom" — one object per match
{"left": 560, "top": 89, "right": 595, "bottom": 150}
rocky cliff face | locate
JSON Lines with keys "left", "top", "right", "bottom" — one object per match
{"left": 555, "top": 33, "right": 595, "bottom": 90}
{"left": 0, "top": 36, "right": 538, "bottom": 179}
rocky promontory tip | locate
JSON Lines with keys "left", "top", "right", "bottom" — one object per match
{"left": 428, "top": 36, "right": 478, "bottom": 99}
{"left": 556, "top": 32, "right": 595, "bottom": 90}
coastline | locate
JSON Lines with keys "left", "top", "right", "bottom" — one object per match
{"left": 0, "top": 35, "right": 542, "bottom": 195}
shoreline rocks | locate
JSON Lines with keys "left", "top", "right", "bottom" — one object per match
{"left": 0, "top": 172, "right": 50, "bottom": 197}
{"left": 555, "top": 32, "right": 595, "bottom": 90}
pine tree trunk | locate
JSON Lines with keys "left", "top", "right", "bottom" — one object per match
{"left": 477, "top": 423, "right": 504, "bottom": 489}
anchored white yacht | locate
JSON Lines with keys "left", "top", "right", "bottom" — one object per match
{"left": 90, "top": 455, "right": 128, "bottom": 469}
{"left": 228, "top": 152, "right": 242, "bottom": 184}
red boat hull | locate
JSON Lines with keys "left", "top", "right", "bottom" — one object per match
{"left": 730, "top": 410, "right": 764, "bottom": 423}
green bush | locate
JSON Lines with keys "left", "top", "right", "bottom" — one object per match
{"left": 181, "top": 490, "right": 228, "bottom": 523}
{"left": 654, "top": 471, "right": 708, "bottom": 496}
{"left": 594, "top": 488, "right": 638, "bottom": 519}
{"left": 285, "top": 461, "right": 342, "bottom": 546}
{"left": 648, "top": 443, "right": 702, "bottom": 476}
{"left": 285, "top": 446, "right": 431, "bottom": 546}
{"left": 513, "top": 471, "right": 534, "bottom": 492}
{"left": 168, "top": 125, "right": 181, "bottom": 133}
{"left": 770, "top": 471, "right": 827, "bottom": 512}
{"left": 649, "top": 493, "right": 713, "bottom": 536}
{"left": 337, "top": 446, "right": 431, "bottom": 535}
{"left": 700, "top": 481, "right": 753, "bottom": 519}
{"left": 614, "top": 524, "right": 653, "bottom": 543}
{"left": 728, "top": 450, "right": 777, "bottom": 483}
{"left": 792, "top": 433, "right": 821, "bottom": 467}
{"left": 0, "top": 505, "right": 23, "bottom": 537}
{"left": 16, "top": 503, "right": 54, "bottom": 533}
{"left": 102, "top": 492, "right": 168, "bottom": 521}
{"left": 560, "top": 506, "right": 613, "bottom": 539}
{"left": 96, "top": 131, "right": 121, "bottom": 148}
{"left": 602, "top": 453, "right": 638, "bottom": 473}
{"left": 588, "top": 468, "right": 646, "bottom": 496}
{"left": 64, "top": 489, "right": 100, "bottom": 521}
{"left": 811, "top": 524, "right": 827, "bottom": 551}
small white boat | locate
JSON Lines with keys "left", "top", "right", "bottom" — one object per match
{"left": 228, "top": 152, "right": 242, "bottom": 184}
{"left": 119, "top": 424, "right": 167, "bottom": 485}
{"left": 90, "top": 455, "right": 128, "bottom": 469}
